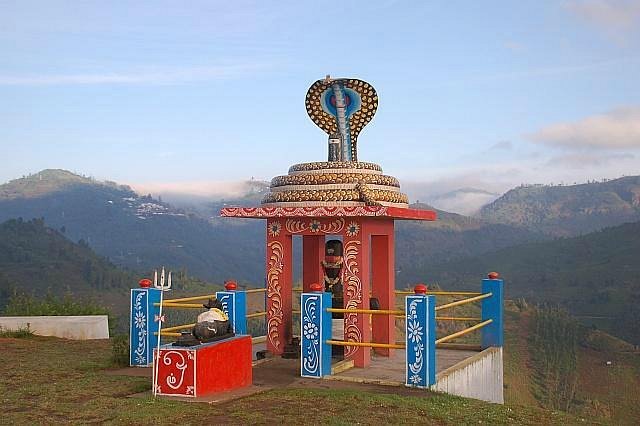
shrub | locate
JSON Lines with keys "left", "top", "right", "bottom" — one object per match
{"left": 111, "top": 334, "right": 130, "bottom": 367}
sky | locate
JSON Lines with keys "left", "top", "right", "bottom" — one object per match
{"left": 1, "top": 0, "right": 640, "bottom": 204}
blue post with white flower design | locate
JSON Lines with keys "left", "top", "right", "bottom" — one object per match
{"left": 301, "top": 283, "right": 332, "bottom": 378}
{"left": 130, "top": 283, "right": 161, "bottom": 367}
{"left": 216, "top": 281, "right": 247, "bottom": 335}
{"left": 405, "top": 284, "right": 436, "bottom": 388}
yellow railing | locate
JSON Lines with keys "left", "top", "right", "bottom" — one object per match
{"left": 435, "top": 319, "right": 492, "bottom": 344}
{"left": 326, "top": 340, "right": 405, "bottom": 349}
{"left": 327, "top": 308, "right": 404, "bottom": 315}
{"left": 162, "top": 294, "right": 216, "bottom": 304}
{"left": 394, "top": 290, "right": 482, "bottom": 296}
{"left": 162, "top": 323, "right": 196, "bottom": 332}
{"left": 435, "top": 293, "right": 492, "bottom": 311}
{"left": 154, "top": 302, "right": 204, "bottom": 309}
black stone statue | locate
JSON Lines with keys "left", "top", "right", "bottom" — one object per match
{"left": 173, "top": 297, "right": 234, "bottom": 346}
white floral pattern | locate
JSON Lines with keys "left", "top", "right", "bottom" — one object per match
{"left": 406, "top": 298, "right": 425, "bottom": 386}
{"left": 309, "top": 220, "right": 321, "bottom": 233}
{"left": 268, "top": 221, "right": 282, "bottom": 237}
{"left": 303, "top": 322, "right": 318, "bottom": 340}
{"left": 346, "top": 221, "right": 360, "bottom": 237}
{"left": 301, "top": 295, "right": 321, "bottom": 376}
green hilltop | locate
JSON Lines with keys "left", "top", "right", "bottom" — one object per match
{"left": 423, "top": 220, "right": 640, "bottom": 346}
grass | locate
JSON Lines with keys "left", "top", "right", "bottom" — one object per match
{"left": 0, "top": 336, "right": 598, "bottom": 425}
{"left": 0, "top": 325, "right": 33, "bottom": 338}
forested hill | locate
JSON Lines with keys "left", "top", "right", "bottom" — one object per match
{"left": 479, "top": 175, "right": 640, "bottom": 236}
{"left": 0, "top": 218, "right": 137, "bottom": 307}
{"left": 423, "top": 220, "right": 640, "bottom": 345}
{"left": 0, "top": 170, "right": 264, "bottom": 283}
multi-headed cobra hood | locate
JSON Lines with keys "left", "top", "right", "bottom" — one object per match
{"left": 262, "top": 76, "right": 409, "bottom": 207}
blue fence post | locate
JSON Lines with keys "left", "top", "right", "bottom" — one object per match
{"left": 130, "top": 283, "right": 161, "bottom": 367}
{"left": 216, "top": 280, "right": 247, "bottom": 335}
{"left": 301, "top": 283, "right": 332, "bottom": 378}
{"left": 405, "top": 284, "right": 436, "bottom": 388}
{"left": 481, "top": 272, "right": 504, "bottom": 349}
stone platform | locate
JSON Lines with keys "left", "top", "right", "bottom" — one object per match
{"left": 329, "top": 349, "right": 478, "bottom": 385}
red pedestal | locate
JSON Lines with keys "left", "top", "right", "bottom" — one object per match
{"left": 153, "top": 335, "right": 252, "bottom": 397}
{"left": 222, "top": 206, "right": 436, "bottom": 366}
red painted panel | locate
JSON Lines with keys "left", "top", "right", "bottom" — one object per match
{"left": 371, "top": 232, "right": 395, "bottom": 356}
{"left": 154, "top": 336, "right": 252, "bottom": 397}
{"left": 195, "top": 336, "right": 252, "bottom": 396}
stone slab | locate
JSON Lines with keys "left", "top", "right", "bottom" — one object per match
{"left": 0, "top": 315, "right": 109, "bottom": 340}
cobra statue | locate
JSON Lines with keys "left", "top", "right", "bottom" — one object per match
{"left": 262, "top": 76, "right": 409, "bottom": 207}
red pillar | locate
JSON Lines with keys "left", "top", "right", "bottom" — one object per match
{"left": 266, "top": 219, "right": 292, "bottom": 355}
{"left": 343, "top": 218, "right": 371, "bottom": 367}
{"left": 371, "top": 226, "right": 395, "bottom": 356}
{"left": 302, "top": 235, "right": 325, "bottom": 292}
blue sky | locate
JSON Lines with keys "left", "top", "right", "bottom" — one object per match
{"left": 1, "top": 0, "right": 639, "bottom": 203}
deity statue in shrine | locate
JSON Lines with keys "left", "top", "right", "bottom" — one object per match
{"left": 322, "top": 239, "right": 344, "bottom": 316}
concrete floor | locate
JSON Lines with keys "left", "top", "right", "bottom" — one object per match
{"left": 331, "top": 349, "right": 478, "bottom": 385}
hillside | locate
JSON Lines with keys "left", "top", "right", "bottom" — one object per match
{"left": 422, "top": 220, "right": 640, "bottom": 345}
{"left": 395, "top": 203, "right": 545, "bottom": 284}
{"left": 0, "top": 170, "right": 547, "bottom": 288}
{"left": 0, "top": 170, "right": 264, "bottom": 283}
{"left": 0, "top": 218, "right": 137, "bottom": 308}
{"left": 503, "top": 305, "right": 640, "bottom": 423}
{"left": 480, "top": 176, "right": 640, "bottom": 236}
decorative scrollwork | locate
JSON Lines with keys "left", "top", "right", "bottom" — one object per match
{"left": 267, "top": 241, "right": 284, "bottom": 350}
{"left": 343, "top": 239, "right": 362, "bottom": 358}
{"left": 284, "top": 218, "right": 345, "bottom": 234}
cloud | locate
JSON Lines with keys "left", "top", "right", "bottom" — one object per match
{"left": 487, "top": 140, "right": 513, "bottom": 151}
{"left": 566, "top": 0, "right": 640, "bottom": 42}
{"left": 566, "top": 0, "right": 640, "bottom": 31}
{"left": 0, "top": 64, "right": 269, "bottom": 86}
{"left": 546, "top": 152, "right": 635, "bottom": 169}
{"left": 529, "top": 106, "right": 640, "bottom": 149}
{"left": 131, "top": 180, "right": 254, "bottom": 199}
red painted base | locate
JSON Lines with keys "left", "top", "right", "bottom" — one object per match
{"left": 153, "top": 335, "right": 252, "bottom": 397}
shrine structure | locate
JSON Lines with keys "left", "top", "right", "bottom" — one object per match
{"left": 221, "top": 77, "right": 436, "bottom": 367}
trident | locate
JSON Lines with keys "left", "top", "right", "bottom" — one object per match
{"left": 152, "top": 267, "right": 171, "bottom": 398}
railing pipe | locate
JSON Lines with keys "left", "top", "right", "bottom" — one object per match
{"left": 435, "top": 292, "right": 492, "bottom": 311}
{"left": 435, "top": 319, "right": 493, "bottom": 344}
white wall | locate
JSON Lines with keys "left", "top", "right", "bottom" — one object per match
{"left": 432, "top": 347, "right": 504, "bottom": 404}
{"left": 0, "top": 315, "right": 109, "bottom": 340}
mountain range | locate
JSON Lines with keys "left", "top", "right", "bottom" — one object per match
{"left": 2, "top": 169, "right": 640, "bottom": 344}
